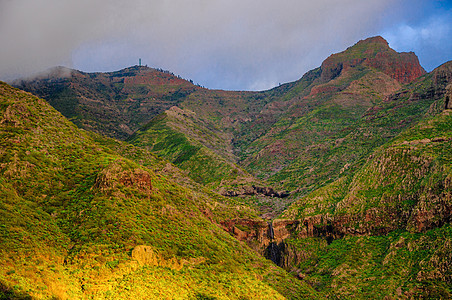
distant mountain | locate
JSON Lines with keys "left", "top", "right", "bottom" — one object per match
{"left": 319, "top": 36, "right": 426, "bottom": 84}
{"left": 8, "top": 36, "right": 452, "bottom": 298}
{"left": 14, "top": 66, "right": 200, "bottom": 140}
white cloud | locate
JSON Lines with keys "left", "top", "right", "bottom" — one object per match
{"left": 383, "top": 10, "right": 452, "bottom": 71}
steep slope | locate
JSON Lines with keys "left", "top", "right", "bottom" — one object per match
{"left": 0, "top": 82, "right": 316, "bottom": 299}
{"left": 283, "top": 61, "right": 452, "bottom": 225}
{"left": 269, "top": 62, "right": 452, "bottom": 298}
{"left": 13, "top": 66, "right": 200, "bottom": 140}
{"left": 242, "top": 36, "right": 427, "bottom": 194}
{"left": 128, "top": 106, "right": 260, "bottom": 190}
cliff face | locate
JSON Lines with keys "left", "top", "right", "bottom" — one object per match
{"left": 366, "top": 51, "right": 426, "bottom": 84}
{"left": 320, "top": 36, "right": 426, "bottom": 84}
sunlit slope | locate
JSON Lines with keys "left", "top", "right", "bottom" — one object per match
{"left": 0, "top": 82, "right": 316, "bottom": 299}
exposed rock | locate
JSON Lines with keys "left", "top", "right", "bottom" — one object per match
{"left": 320, "top": 36, "right": 425, "bottom": 84}
{"left": 445, "top": 83, "right": 452, "bottom": 110}
{"left": 131, "top": 245, "right": 185, "bottom": 270}
{"left": 94, "top": 161, "right": 153, "bottom": 194}
{"left": 220, "top": 219, "right": 269, "bottom": 252}
{"left": 366, "top": 51, "right": 426, "bottom": 84}
{"left": 272, "top": 219, "right": 300, "bottom": 242}
{"left": 219, "top": 185, "right": 289, "bottom": 198}
{"left": 264, "top": 242, "right": 284, "bottom": 266}
{"left": 433, "top": 61, "right": 452, "bottom": 89}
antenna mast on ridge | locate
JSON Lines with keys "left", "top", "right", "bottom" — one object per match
{"left": 139, "top": 58, "right": 142, "bottom": 66}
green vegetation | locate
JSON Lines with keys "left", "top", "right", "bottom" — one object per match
{"left": 6, "top": 37, "right": 452, "bottom": 299}
{"left": 0, "top": 82, "right": 315, "bottom": 299}
{"left": 284, "top": 225, "right": 452, "bottom": 298}
{"left": 129, "top": 109, "right": 259, "bottom": 190}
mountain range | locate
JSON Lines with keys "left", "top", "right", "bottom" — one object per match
{"left": 2, "top": 36, "right": 451, "bottom": 299}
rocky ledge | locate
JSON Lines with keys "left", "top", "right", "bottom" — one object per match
{"left": 219, "top": 185, "right": 289, "bottom": 198}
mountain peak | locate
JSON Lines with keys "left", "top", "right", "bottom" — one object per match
{"left": 320, "top": 36, "right": 426, "bottom": 84}
{"left": 356, "top": 35, "right": 389, "bottom": 46}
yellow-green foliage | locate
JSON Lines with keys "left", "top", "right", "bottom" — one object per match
{"left": 0, "top": 82, "right": 316, "bottom": 299}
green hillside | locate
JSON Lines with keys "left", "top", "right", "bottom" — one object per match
{"left": 13, "top": 66, "right": 200, "bottom": 140}
{"left": 278, "top": 89, "right": 452, "bottom": 298}
{"left": 0, "top": 82, "right": 316, "bottom": 299}
{"left": 6, "top": 36, "right": 452, "bottom": 299}
{"left": 128, "top": 106, "right": 258, "bottom": 190}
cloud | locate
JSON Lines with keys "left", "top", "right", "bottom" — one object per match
{"left": 0, "top": 0, "right": 415, "bottom": 90}
{"left": 382, "top": 9, "right": 452, "bottom": 71}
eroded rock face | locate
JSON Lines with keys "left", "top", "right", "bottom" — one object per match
{"left": 408, "top": 188, "right": 452, "bottom": 233}
{"left": 366, "top": 51, "right": 426, "bottom": 84}
{"left": 272, "top": 219, "right": 300, "bottom": 242}
{"left": 320, "top": 36, "right": 426, "bottom": 84}
{"left": 433, "top": 61, "right": 452, "bottom": 89}
{"left": 132, "top": 245, "right": 159, "bottom": 266}
{"left": 220, "top": 219, "right": 301, "bottom": 255}
{"left": 219, "top": 185, "right": 289, "bottom": 198}
{"left": 220, "top": 219, "right": 269, "bottom": 252}
{"left": 94, "top": 161, "right": 153, "bottom": 194}
{"left": 222, "top": 186, "right": 452, "bottom": 263}
{"left": 445, "top": 83, "right": 452, "bottom": 110}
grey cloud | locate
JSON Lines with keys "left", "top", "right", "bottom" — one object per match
{"left": 0, "top": 0, "right": 416, "bottom": 90}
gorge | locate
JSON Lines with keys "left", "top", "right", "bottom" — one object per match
{"left": 1, "top": 36, "right": 452, "bottom": 299}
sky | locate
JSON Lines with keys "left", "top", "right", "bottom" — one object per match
{"left": 0, "top": 0, "right": 451, "bottom": 91}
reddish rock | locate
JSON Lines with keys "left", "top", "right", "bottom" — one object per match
{"left": 272, "top": 219, "right": 300, "bottom": 242}
{"left": 220, "top": 219, "right": 269, "bottom": 251}
{"left": 320, "top": 36, "right": 426, "bottom": 84}
{"left": 365, "top": 51, "right": 426, "bottom": 84}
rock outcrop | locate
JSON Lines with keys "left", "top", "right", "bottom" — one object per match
{"left": 320, "top": 36, "right": 426, "bottom": 84}
{"left": 220, "top": 219, "right": 269, "bottom": 252}
{"left": 219, "top": 185, "right": 289, "bottom": 198}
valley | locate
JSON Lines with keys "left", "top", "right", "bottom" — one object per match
{"left": 2, "top": 36, "right": 452, "bottom": 299}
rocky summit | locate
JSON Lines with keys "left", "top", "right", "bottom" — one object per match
{"left": 3, "top": 36, "right": 452, "bottom": 299}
